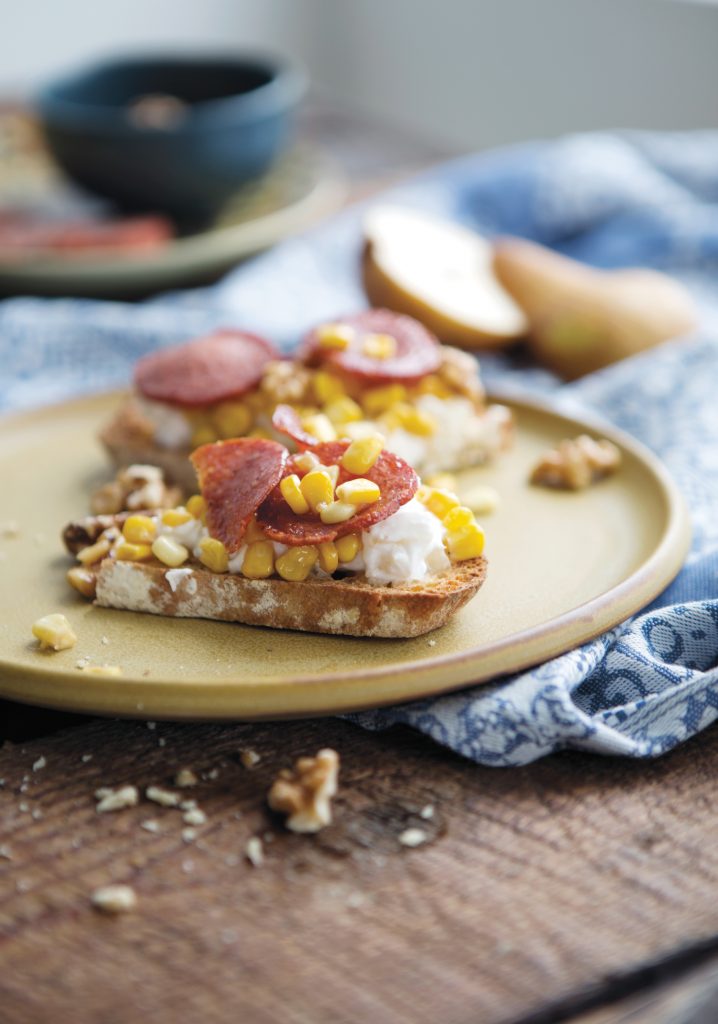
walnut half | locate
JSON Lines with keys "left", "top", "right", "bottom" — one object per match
{"left": 530, "top": 434, "right": 621, "bottom": 490}
{"left": 90, "top": 464, "right": 182, "bottom": 515}
{"left": 267, "top": 748, "right": 339, "bottom": 833}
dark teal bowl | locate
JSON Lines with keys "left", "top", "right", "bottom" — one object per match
{"left": 36, "top": 53, "right": 306, "bottom": 221}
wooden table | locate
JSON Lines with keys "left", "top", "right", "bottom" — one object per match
{"left": 3, "top": 103, "right": 717, "bottom": 1024}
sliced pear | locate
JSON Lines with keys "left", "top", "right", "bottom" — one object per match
{"left": 361, "top": 205, "right": 528, "bottom": 350}
{"left": 493, "top": 237, "right": 698, "bottom": 380}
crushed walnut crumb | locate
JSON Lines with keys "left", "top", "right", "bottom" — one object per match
{"left": 399, "top": 827, "right": 429, "bottom": 848}
{"left": 32, "top": 756, "right": 46, "bottom": 772}
{"left": 175, "top": 768, "right": 198, "bottom": 788}
{"left": 267, "top": 748, "right": 339, "bottom": 834}
{"left": 530, "top": 434, "right": 621, "bottom": 490}
{"left": 182, "top": 808, "right": 206, "bottom": 827}
{"left": 239, "top": 749, "right": 261, "bottom": 769}
{"left": 245, "top": 837, "right": 264, "bottom": 867}
{"left": 90, "top": 464, "right": 182, "bottom": 516}
{"left": 96, "top": 785, "right": 139, "bottom": 813}
{"left": 91, "top": 884, "right": 137, "bottom": 914}
{"left": 146, "top": 785, "right": 181, "bottom": 808}
{"left": 140, "top": 819, "right": 161, "bottom": 834}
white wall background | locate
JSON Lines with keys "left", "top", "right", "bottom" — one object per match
{"left": 1, "top": 0, "right": 717, "bottom": 151}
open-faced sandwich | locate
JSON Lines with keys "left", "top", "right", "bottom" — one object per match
{"left": 100, "top": 310, "right": 512, "bottom": 495}
{"left": 65, "top": 427, "right": 487, "bottom": 638}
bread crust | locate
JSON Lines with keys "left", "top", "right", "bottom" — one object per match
{"left": 94, "top": 556, "right": 487, "bottom": 638}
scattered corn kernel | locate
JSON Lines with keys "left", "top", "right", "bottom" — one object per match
{"left": 443, "top": 506, "right": 475, "bottom": 532}
{"left": 336, "top": 478, "right": 381, "bottom": 505}
{"left": 335, "top": 533, "right": 361, "bottom": 563}
{"left": 198, "top": 537, "right": 229, "bottom": 573}
{"left": 116, "top": 541, "right": 153, "bottom": 562}
{"left": 460, "top": 484, "right": 500, "bottom": 515}
{"left": 319, "top": 500, "right": 357, "bottom": 524}
{"left": 32, "top": 613, "right": 77, "bottom": 651}
{"left": 340, "top": 434, "right": 384, "bottom": 475}
{"left": 76, "top": 536, "right": 112, "bottom": 566}
{"left": 242, "top": 541, "right": 275, "bottom": 579}
{"left": 161, "top": 508, "right": 192, "bottom": 528}
{"left": 293, "top": 450, "right": 320, "bottom": 474}
{"left": 300, "top": 413, "right": 337, "bottom": 443}
{"left": 316, "top": 323, "right": 355, "bottom": 350}
{"left": 393, "top": 402, "right": 437, "bottom": 437}
{"left": 122, "top": 514, "right": 157, "bottom": 544}
{"left": 447, "top": 523, "right": 485, "bottom": 561}
{"left": 280, "top": 474, "right": 310, "bottom": 515}
{"left": 313, "top": 370, "right": 345, "bottom": 404}
{"left": 420, "top": 487, "right": 461, "bottom": 520}
{"left": 186, "top": 494, "right": 206, "bottom": 520}
{"left": 323, "top": 396, "right": 363, "bottom": 427}
{"left": 318, "top": 541, "right": 339, "bottom": 574}
{"left": 211, "top": 401, "right": 252, "bottom": 439}
{"left": 361, "top": 383, "right": 407, "bottom": 417}
{"left": 275, "top": 545, "right": 319, "bottom": 582}
{"left": 151, "top": 536, "right": 189, "bottom": 568}
{"left": 244, "top": 517, "right": 266, "bottom": 543}
{"left": 300, "top": 469, "right": 335, "bottom": 513}
{"left": 426, "top": 472, "right": 457, "bottom": 491}
{"left": 192, "top": 425, "right": 218, "bottom": 447}
{"left": 362, "top": 332, "right": 397, "bottom": 360}
{"left": 67, "top": 566, "right": 97, "bottom": 598}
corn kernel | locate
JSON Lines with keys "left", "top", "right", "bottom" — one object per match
{"left": 318, "top": 541, "right": 339, "bottom": 574}
{"left": 394, "top": 402, "right": 437, "bottom": 437}
{"left": 447, "top": 523, "right": 485, "bottom": 561}
{"left": 335, "top": 533, "right": 361, "bottom": 563}
{"left": 316, "top": 323, "right": 355, "bottom": 350}
{"left": 280, "top": 474, "right": 310, "bottom": 515}
{"left": 242, "top": 540, "right": 275, "bottom": 579}
{"left": 116, "top": 541, "right": 153, "bottom": 562}
{"left": 300, "top": 469, "right": 335, "bottom": 513}
{"left": 313, "top": 370, "right": 345, "bottom": 405}
{"left": 186, "top": 494, "right": 206, "bottom": 520}
{"left": 198, "top": 537, "right": 229, "bottom": 573}
{"left": 32, "top": 613, "right": 77, "bottom": 651}
{"left": 415, "top": 374, "right": 452, "bottom": 399}
{"left": 275, "top": 545, "right": 319, "bottom": 582}
{"left": 319, "top": 500, "right": 357, "bottom": 524}
{"left": 67, "top": 565, "right": 97, "bottom": 599}
{"left": 192, "top": 425, "right": 218, "bottom": 447}
{"left": 77, "top": 536, "right": 112, "bottom": 566}
{"left": 340, "top": 434, "right": 384, "bottom": 475}
{"left": 336, "top": 478, "right": 381, "bottom": 505}
{"left": 343, "top": 420, "right": 382, "bottom": 442}
{"left": 211, "top": 401, "right": 252, "bottom": 439}
{"left": 361, "top": 383, "right": 407, "bottom": 417}
{"left": 323, "top": 396, "right": 363, "bottom": 427}
{"left": 293, "top": 451, "right": 320, "bottom": 474}
{"left": 443, "top": 506, "right": 475, "bottom": 531}
{"left": 122, "top": 514, "right": 157, "bottom": 544}
{"left": 300, "top": 413, "right": 337, "bottom": 443}
{"left": 461, "top": 484, "right": 500, "bottom": 515}
{"left": 244, "top": 517, "right": 266, "bottom": 543}
{"left": 426, "top": 472, "right": 458, "bottom": 491}
{"left": 151, "top": 536, "right": 188, "bottom": 568}
{"left": 324, "top": 463, "right": 340, "bottom": 487}
{"left": 161, "top": 508, "right": 192, "bottom": 528}
{"left": 362, "top": 332, "right": 397, "bottom": 360}
{"left": 420, "top": 487, "right": 461, "bottom": 520}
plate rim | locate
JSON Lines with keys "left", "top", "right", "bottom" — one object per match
{"left": 0, "top": 389, "right": 692, "bottom": 719}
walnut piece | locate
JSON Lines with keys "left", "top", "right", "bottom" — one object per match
{"left": 90, "top": 464, "right": 182, "bottom": 515}
{"left": 267, "top": 748, "right": 339, "bottom": 833}
{"left": 260, "top": 360, "right": 313, "bottom": 405}
{"left": 530, "top": 434, "right": 621, "bottom": 490}
{"left": 438, "top": 346, "right": 485, "bottom": 403}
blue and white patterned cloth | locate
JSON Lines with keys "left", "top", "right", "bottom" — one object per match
{"left": 4, "top": 130, "right": 718, "bottom": 765}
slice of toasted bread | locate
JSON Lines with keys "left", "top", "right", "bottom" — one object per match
{"left": 93, "top": 556, "right": 487, "bottom": 638}
{"left": 100, "top": 399, "right": 198, "bottom": 493}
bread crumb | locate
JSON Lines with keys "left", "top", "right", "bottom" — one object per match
{"left": 268, "top": 748, "right": 339, "bottom": 834}
{"left": 183, "top": 808, "right": 206, "bottom": 827}
{"left": 92, "top": 884, "right": 137, "bottom": 914}
{"left": 75, "top": 657, "right": 91, "bottom": 670}
{"left": 399, "top": 827, "right": 429, "bottom": 848}
{"left": 245, "top": 837, "right": 264, "bottom": 867}
{"left": 239, "top": 749, "right": 260, "bottom": 769}
{"left": 175, "top": 768, "right": 198, "bottom": 788}
{"left": 96, "top": 785, "right": 139, "bottom": 813}
{"left": 146, "top": 785, "right": 180, "bottom": 807}
{"left": 32, "top": 756, "right": 46, "bottom": 772}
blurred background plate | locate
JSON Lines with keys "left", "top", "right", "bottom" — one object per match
{"left": 0, "top": 106, "right": 344, "bottom": 297}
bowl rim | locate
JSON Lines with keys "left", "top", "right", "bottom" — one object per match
{"left": 36, "top": 50, "right": 307, "bottom": 132}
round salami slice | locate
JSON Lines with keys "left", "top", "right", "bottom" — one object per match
{"left": 257, "top": 440, "right": 419, "bottom": 545}
{"left": 134, "top": 329, "right": 280, "bottom": 408}
{"left": 271, "top": 404, "right": 318, "bottom": 449}
{"left": 299, "top": 309, "right": 441, "bottom": 385}
{"left": 191, "top": 438, "right": 288, "bottom": 553}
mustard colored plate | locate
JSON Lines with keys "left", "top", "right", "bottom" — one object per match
{"left": 0, "top": 392, "right": 690, "bottom": 720}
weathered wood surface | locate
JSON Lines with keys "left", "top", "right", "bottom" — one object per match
{"left": 3, "top": 716, "right": 718, "bottom": 1024}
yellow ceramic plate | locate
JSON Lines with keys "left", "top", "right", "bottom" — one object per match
{"left": 0, "top": 392, "right": 690, "bottom": 719}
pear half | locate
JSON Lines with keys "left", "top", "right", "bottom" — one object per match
{"left": 493, "top": 237, "right": 698, "bottom": 380}
{"left": 362, "top": 205, "right": 528, "bottom": 350}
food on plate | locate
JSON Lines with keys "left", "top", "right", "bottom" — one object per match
{"left": 63, "top": 434, "right": 487, "bottom": 637}
{"left": 530, "top": 434, "right": 621, "bottom": 490}
{"left": 361, "top": 205, "right": 527, "bottom": 350}
{"left": 493, "top": 237, "right": 698, "bottom": 380}
{"left": 90, "top": 464, "right": 182, "bottom": 515}
{"left": 32, "top": 612, "right": 77, "bottom": 651}
{"left": 100, "top": 312, "right": 513, "bottom": 491}
{"left": 0, "top": 212, "right": 173, "bottom": 261}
